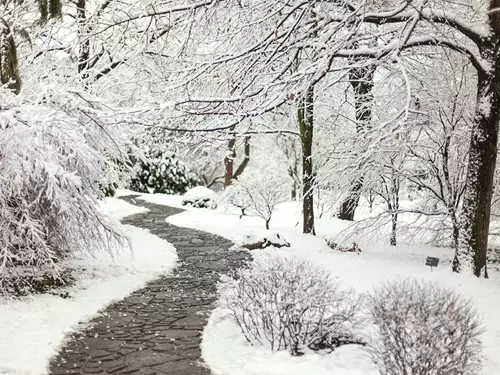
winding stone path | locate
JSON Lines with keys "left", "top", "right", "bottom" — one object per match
{"left": 49, "top": 196, "right": 250, "bottom": 375}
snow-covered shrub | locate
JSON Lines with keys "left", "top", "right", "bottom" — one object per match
{"left": 488, "top": 247, "right": 500, "bottom": 264}
{"left": 367, "top": 279, "right": 483, "bottom": 375}
{"left": 129, "top": 148, "right": 199, "bottom": 195}
{"left": 218, "top": 255, "right": 361, "bottom": 355}
{"left": 182, "top": 186, "right": 217, "bottom": 208}
{"left": 0, "top": 87, "right": 124, "bottom": 295}
{"left": 235, "top": 173, "right": 289, "bottom": 229}
{"left": 219, "top": 184, "right": 252, "bottom": 218}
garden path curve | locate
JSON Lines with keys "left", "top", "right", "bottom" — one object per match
{"left": 49, "top": 195, "right": 250, "bottom": 375}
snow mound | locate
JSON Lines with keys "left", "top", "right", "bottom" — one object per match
{"left": 235, "top": 231, "right": 290, "bottom": 250}
{"left": 182, "top": 186, "right": 217, "bottom": 209}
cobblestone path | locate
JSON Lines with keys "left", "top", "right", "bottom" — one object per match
{"left": 49, "top": 196, "right": 250, "bottom": 375}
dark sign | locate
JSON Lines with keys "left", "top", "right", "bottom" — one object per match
{"left": 425, "top": 257, "right": 439, "bottom": 269}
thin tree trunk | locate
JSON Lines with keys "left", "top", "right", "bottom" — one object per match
{"left": 452, "top": 218, "right": 459, "bottom": 249}
{"left": 390, "top": 212, "right": 397, "bottom": 246}
{"left": 76, "top": 0, "right": 90, "bottom": 80}
{"left": 224, "top": 130, "right": 236, "bottom": 187}
{"left": 291, "top": 181, "right": 297, "bottom": 200}
{"left": 338, "top": 65, "right": 375, "bottom": 221}
{"left": 298, "top": 84, "right": 315, "bottom": 235}
{"left": 265, "top": 219, "right": 270, "bottom": 230}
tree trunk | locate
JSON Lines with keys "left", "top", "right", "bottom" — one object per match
{"left": 390, "top": 212, "right": 398, "bottom": 246}
{"left": 298, "top": 84, "right": 315, "bottom": 235}
{"left": 338, "top": 178, "right": 364, "bottom": 221}
{"left": 338, "top": 65, "right": 375, "bottom": 221}
{"left": 265, "top": 219, "right": 270, "bottom": 230}
{"left": 454, "top": 24, "right": 500, "bottom": 276}
{"left": 452, "top": 217, "right": 460, "bottom": 249}
{"left": 0, "top": 18, "right": 21, "bottom": 94}
{"left": 291, "top": 181, "right": 297, "bottom": 200}
{"left": 454, "top": 72, "right": 500, "bottom": 276}
{"left": 233, "top": 136, "right": 250, "bottom": 180}
{"left": 224, "top": 131, "right": 236, "bottom": 187}
{"left": 76, "top": 0, "right": 90, "bottom": 80}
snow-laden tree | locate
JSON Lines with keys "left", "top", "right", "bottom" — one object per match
{"left": 235, "top": 172, "right": 290, "bottom": 229}
{"left": 0, "top": 87, "right": 127, "bottom": 293}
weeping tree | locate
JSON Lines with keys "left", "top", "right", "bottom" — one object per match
{"left": 0, "top": 0, "right": 61, "bottom": 93}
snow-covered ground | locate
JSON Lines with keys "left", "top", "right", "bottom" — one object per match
{"left": 141, "top": 193, "right": 500, "bottom": 375}
{"left": 0, "top": 198, "right": 178, "bottom": 375}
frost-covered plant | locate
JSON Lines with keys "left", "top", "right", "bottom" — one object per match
{"left": 218, "top": 255, "right": 361, "bottom": 355}
{"left": 236, "top": 173, "right": 289, "bottom": 229}
{"left": 219, "top": 184, "right": 253, "bottom": 218}
{"left": 0, "top": 87, "right": 125, "bottom": 295}
{"left": 488, "top": 248, "right": 500, "bottom": 264}
{"left": 182, "top": 186, "right": 217, "bottom": 209}
{"left": 367, "top": 278, "right": 483, "bottom": 375}
{"left": 129, "top": 148, "right": 199, "bottom": 195}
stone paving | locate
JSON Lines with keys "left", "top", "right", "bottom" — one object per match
{"left": 49, "top": 195, "right": 250, "bottom": 375}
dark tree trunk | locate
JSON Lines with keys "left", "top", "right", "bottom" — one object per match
{"left": 454, "top": 53, "right": 500, "bottom": 277}
{"left": 291, "top": 181, "right": 297, "bottom": 200}
{"left": 452, "top": 218, "right": 460, "bottom": 249}
{"left": 233, "top": 136, "right": 250, "bottom": 180}
{"left": 224, "top": 131, "right": 236, "bottom": 187}
{"left": 76, "top": 0, "right": 90, "bottom": 80}
{"left": 338, "top": 178, "right": 364, "bottom": 221}
{"left": 454, "top": 5, "right": 500, "bottom": 277}
{"left": 338, "top": 65, "right": 376, "bottom": 221}
{"left": 299, "top": 84, "right": 315, "bottom": 235}
{"left": 390, "top": 212, "right": 398, "bottom": 246}
{"left": 265, "top": 219, "right": 270, "bottom": 230}
{"left": 0, "top": 18, "right": 21, "bottom": 94}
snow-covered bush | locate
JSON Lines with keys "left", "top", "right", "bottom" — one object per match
{"left": 129, "top": 148, "right": 199, "bottom": 195}
{"left": 368, "top": 279, "right": 483, "bottom": 375}
{"left": 218, "top": 255, "right": 361, "bottom": 355}
{"left": 235, "top": 173, "right": 289, "bottom": 229}
{"left": 0, "top": 87, "right": 125, "bottom": 295}
{"left": 182, "top": 186, "right": 217, "bottom": 208}
{"left": 219, "top": 184, "right": 253, "bottom": 218}
{"left": 488, "top": 248, "right": 500, "bottom": 264}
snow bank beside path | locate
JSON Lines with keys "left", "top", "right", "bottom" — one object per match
{"left": 202, "top": 308, "right": 377, "bottom": 375}
{"left": 0, "top": 198, "right": 177, "bottom": 375}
